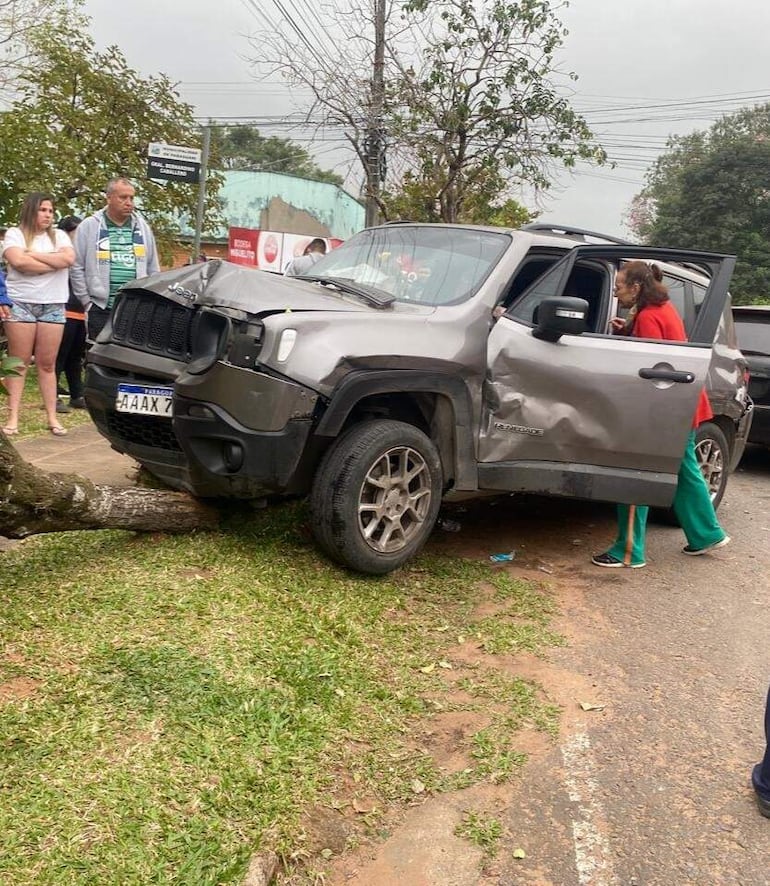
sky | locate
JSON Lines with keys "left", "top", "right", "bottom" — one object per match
{"left": 82, "top": 0, "right": 770, "bottom": 237}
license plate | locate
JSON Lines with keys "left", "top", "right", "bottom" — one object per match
{"left": 115, "top": 383, "right": 173, "bottom": 418}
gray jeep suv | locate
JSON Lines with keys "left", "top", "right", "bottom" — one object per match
{"left": 84, "top": 223, "right": 752, "bottom": 573}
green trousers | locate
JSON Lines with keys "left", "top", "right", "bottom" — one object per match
{"left": 608, "top": 431, "right": 726, "bottom": 566}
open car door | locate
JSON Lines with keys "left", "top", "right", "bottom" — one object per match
{"left": 478, "top": 245, "right": 735, "bottom": 507}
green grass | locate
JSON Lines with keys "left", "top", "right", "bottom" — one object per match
{"left": 0, "top": 451, "right": 563, "bottom": 883}
{"left": 455, "top": 811, "right": 503, "bottom": 855}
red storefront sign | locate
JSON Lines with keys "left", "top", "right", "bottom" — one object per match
{"left": 228, "top": 228, "right": 343, "bottom": 271}
{"left": 228, "top": 227, "right": 258, "bottom": 266}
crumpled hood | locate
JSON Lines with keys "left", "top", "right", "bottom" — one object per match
{"left": 124, "top": 259, "right": 376, "bottom": 315}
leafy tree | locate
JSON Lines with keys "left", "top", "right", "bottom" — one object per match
{"left": 389, "top": 0, "right": 603, "bottom": 222}
{"left": 210, "top": 125, "right": 343, "bottom": 185}
{"left": 385, "top": 166, "right": 534, "bottom": 227}
{"left": 0, "top": 7, "right": 223, "bottom": 262}
{"left": 628, "top": 104, "right": 770, "bottom": 304}
{"left": 248, "top": 0, "right": 603, "bottom": 222}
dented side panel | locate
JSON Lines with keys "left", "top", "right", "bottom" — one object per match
{"left": 479, "top": 321, "right": 713, "bottom": 476}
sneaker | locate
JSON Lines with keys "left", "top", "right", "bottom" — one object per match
{"left": 591, "top": 552, "right": 646, "bottom": 569}
{"left": 56, "top": 401, "right": 71, "bottom": 414}
{"left": 69, "top": 397, "right": 87, "bottom": 409}
{"left": 682, "top": 536, "right": 730, "bottom": 556}
{"left": 756, "top": 792, "right": 770, "bottom": 819}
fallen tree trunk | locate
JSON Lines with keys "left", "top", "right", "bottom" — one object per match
{"left": 0, "top": 432, "right": 219, "bottom": 538}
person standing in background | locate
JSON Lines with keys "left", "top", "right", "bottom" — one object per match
{"left": 0, "top": 265, "right": 11, "bottom": 320}
{"left": 753, "top": 686, "right": 770, "bottom": 818}
{"left": 284, "top": 238, "right": 327, "bottom": 276}
{"left": 71, "top": 178, "right": 159, "bottom": 340}
{"left": 1, "top": 192, "right": 74, "bottom": 437}
{"left": 54, "top": 216, "right": 85, "bottom": 413}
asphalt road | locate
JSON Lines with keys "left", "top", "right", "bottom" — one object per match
{"left": 492, "top": 444, "right": 770, "bottom": 885}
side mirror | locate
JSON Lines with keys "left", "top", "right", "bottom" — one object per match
{"left": 531, "top": 296, "right": 589, "bottom": 342}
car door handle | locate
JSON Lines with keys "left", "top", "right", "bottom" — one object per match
{"left": 639, "top": 368, "right": 695, "bottom": 383}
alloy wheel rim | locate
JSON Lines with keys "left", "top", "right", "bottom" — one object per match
{"left": 695, "top": 437, "right": 724, "bottom": 501}
{"left": 357, "top": 445, "right": 432, "bottom": 553}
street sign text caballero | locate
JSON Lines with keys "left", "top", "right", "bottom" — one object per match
{"left": 147, "top": 142, "right": 202, "bottom": 184}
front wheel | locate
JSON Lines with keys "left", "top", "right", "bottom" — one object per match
{"left": 310, "top": 420, "right": 443, "bottom": 575}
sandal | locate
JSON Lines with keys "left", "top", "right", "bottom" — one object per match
{"left": 48, "top": 425, "right": 68, "bottom": 437}
{"left": 2, "top": 426, "right": 19, "bottom": 436}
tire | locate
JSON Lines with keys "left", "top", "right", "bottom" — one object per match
{"left": 654, "top": 421, "right": 730, "bottom": 524}
{"left": 310, "top": 419, "right": 443, "bottom": 575}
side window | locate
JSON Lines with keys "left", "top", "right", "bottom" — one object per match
{"left": 507, "top": 265, "right": 565, "bottom": 324}
{"left": 498, "top": 257, "right": 560, "bottom": 313}
{"left": 507, "top": 260, "right": 608, "bottom": 332}
{"left": 692, "top": 283, "right": 706, "bottom": 309}
{"left": 616, "top": 272, "right": 691, "bottom": 331}
{"left": 663, "top": 275, "right": 686, "bottom": 318}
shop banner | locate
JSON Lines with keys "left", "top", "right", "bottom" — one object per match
{"left": 228, "top": 227, "right": 259, "bottom": 266}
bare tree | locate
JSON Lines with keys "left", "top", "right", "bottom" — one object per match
{"left": 0, "top": 0, "right": 62, "bottom": 88}
{"left": 246, "top": 0, "right": 604, "bottom": 223}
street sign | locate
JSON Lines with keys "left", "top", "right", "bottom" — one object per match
{"left": 147, "top": 142, "right": 202, "bottom": 184}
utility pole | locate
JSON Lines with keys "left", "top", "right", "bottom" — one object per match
{"left": 365, "top": 0, "right": 386, "bottom": 228}
{"left": 192, "top": 124, "right": 211, "bottom": 260}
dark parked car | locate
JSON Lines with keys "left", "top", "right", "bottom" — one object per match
{"left": 732, "top": 305, "right": 770, "bottom": 446}
{"left": 84, "top": 223, "right": 752, "bottom": 574}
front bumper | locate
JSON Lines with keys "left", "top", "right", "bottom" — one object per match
{"left": 85, "top": 362, "right": 320, "bottom": 498}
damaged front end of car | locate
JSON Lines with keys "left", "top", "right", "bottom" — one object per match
{"left": 84, "top": 260, "right": 347, "bottom": 497}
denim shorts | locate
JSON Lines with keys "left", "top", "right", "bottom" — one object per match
{"left": 6, "top": 302, "right": 66, "bottom": 324}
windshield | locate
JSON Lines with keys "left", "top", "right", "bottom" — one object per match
{"left": 734, "top": 316, "right": 770, "bottom": 355}
{"left": 304, "top": 225, "right": 511, "bottom": 306}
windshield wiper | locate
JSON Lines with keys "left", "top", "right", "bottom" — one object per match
{"left": 740, "top": 348, "right": 770, "bottom": 357}
{"left": 300, "top": 275, "right": 395, "bottom": 309}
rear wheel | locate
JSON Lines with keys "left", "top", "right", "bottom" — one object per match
{"left": 694, "top": 421, "right": 729, "bottom": 509}
{"left": 654, "top": 421, "right": 730, "bottom": 524}
{"left": 310, "top": 419, "right": 443, "bottom": 574}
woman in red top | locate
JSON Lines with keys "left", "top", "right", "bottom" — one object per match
{"left": 592, "top": 261, "right": 729, "bottom": 568}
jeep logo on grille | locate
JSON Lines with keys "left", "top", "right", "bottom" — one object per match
{"left": 168, "top": 283, "right": 196, "bottom": 302}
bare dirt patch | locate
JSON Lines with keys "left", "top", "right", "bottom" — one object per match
{"left": 312, "top": 495, "right": 621, "bottom": 885}
{"left": 0, "top": 675, "right": 41, "bottom": 703}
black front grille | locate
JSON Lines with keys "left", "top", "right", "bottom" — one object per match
{"left": 113, "top": 292, "right": 193, "bottom": 360}
{"left": 106, "top": 411, "right": 182, "bottom": 451}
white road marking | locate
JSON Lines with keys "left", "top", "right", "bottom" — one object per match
{"left": 561, "top": 731, "right": 617, "bottom": 885}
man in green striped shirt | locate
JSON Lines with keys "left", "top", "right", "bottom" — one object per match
{"left": 72, "top": 178, "right": 160, "bottom": 340}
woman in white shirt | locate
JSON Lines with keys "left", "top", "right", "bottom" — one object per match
{"left": 1, "top": 192, "right": 75, "bottom": 436}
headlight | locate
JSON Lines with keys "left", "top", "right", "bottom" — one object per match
{"left": 277, "top": 328, "right": 297, "bottom": 362}
{"left": 227, "top": 319, "right": 264, "bottom": 369}
{"left": 188, "top": 309, "right": 230, "bottom": 374}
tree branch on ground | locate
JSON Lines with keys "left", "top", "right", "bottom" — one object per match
{"left": 0, "top": 430, "right": 219, "bottom": 538}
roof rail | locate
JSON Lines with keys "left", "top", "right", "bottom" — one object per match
{"left": 520, "top": 223, "right": 632, "bottom": 246}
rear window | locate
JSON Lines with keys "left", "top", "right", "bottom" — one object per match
{"left": 734, "top": 315, "right": 770, "bottom": 355}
